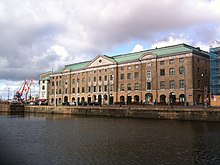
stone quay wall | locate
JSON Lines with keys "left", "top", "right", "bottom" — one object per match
{"left": 1, "top": 103, "right": 220, "bottom": 121}
{"left": 0, "top": 103, "right": 10, "bottom": 112}
{"left": 22, "top": 105, "right": 220, "bottom": 122}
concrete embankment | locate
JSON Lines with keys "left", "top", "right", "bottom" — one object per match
{"left": 23, "top": 105, "right": 220, "bottom": 121}
{"left": 1, "top": 103, "right": 220, "bottom": 121}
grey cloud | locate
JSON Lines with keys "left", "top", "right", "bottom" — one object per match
{"left": 0, "top": 0, "right": 220, "bottom": 82}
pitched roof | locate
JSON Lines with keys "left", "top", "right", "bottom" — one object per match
{"left": 50, "top": 43, "right": 209, "bottom": 75}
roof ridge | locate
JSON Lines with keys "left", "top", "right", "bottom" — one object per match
{"left": 65, "top": 60, "right": 91, "bottom": 67}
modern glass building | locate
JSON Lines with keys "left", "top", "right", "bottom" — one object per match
{"left": 210, "top": 46, "right": 220, "bottom": 106}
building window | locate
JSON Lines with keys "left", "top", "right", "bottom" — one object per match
{"left": 42, "top": 91, "right": 45, "bottom": 97}
{"left": 147, "top": 71, "right": 151, "bottom": 78}
{"left": 94, "top": 70, "right": 96, "bottom": 74}
{"left": 169, "top": 68, "right": 175, "bottom": 75}
{"left": 72, "top": 79, "right": 75, "bottom": 84}
{"left": 82, "top": 78, "right": 85, "bottom": 84}
{"left": 160, "top": 81, "right": 165, "bottom": 89}
{"left": 134, "top": 72, "right": 139, "bottom": 79}
{"left": 179, "top": 67, "right": 185, "bottom": 75}
{"left": 52, "top": 82, "right": 54, "bottom": 86}
{"left": 104, "top": 85, "right": 107, "bottom": 92}
{"left": 135, "top": 65, "right": 138, "bottom": 70}
{"left": 99, "top": 69, "right": 101, "bottom": 73}
{"left": 121, "top": 67, "right": 124, "bottom": 70}
{"left": 110, "top": 68, "right": 114, "bottom": 72}
{"left": 104, "top": 69, "right": 107, "bottom": 72}
{"left": 65, "top": 80, "right": 68, "bottom": 85}
{"left": 82, "top": 87, "right": 85, "bottom": 93}
{"left": 42, "top": 85, "right": 45, "bottom": 90}
{"left": 180, "top": 80, "right": 185, "bottom": 89}
{"left": 179, "top": 58, "right": 184, "bottom": 63}
{"left": 160, "top": 61, "right": 164, "bottom": 65}
{"left": 104, "top": 75, "right": 107, "bottom": 81}
{"left": 169, "top": 59, "right": 174, "bottom": 64}
{"left": 120, "top": 74, "right": 124, "bottom": 80}
{"left": 110, "top": 75, "right": 114, "bottom": 80}
{"left": 127, "top": 73, "right": 131, "bottom": 79}
{"left": 59, "top": 89, "right": 61, "bottom": 94}
{"left": 135, "top": 83, "right": 139, "bottom": 90}
{"left": 160, "top": 69, "right": 165, "bottom": 76}
{"left": 99, "top": 76, "right": 102, "bottom": 81}
{"left": 170, "top": 80, "right": 175, "bottom": 89}
{"left": 147, "top": 82, "right": 151, "bottom": 90}
{"left": 88, "top": 86, "right": 91, "bottom": 93}
{"left": 120, "top": 84, "right": 124, "bottom": 91}
{"left": 198, "top": 80, "right": 201, "bottom": 88}
{"left": 52, "top": 89, "right": 54, "bottom": 94}
{"left": 147, "top": 63, "right": 151, "bottom": 67}
{"left": 72, "top": 88, "right": 75, "bottom": 93}
{"left": 99, "top": 86, "right": 101, "bottom": 92}
{"left": 94, "top": 77, "right": 96, "bottom": 82}
{"left": 93, "top": 86, "right": 96, "bottom": 92}
{"left": 110, "top": 85, "right": 113, "bottom": 91}
{"left": 197, "top": 67, "right": 200, "bottom": 75}
{"left": 65, "top": 88, "right": 68, "bottom": 94}
{"left": 127, "top": 84, "right": 131, "bottom": 91}
{"left": 127, "top": 66, "right": 131, "bottom": 70}
{"left": 88, "top": 77, "right": 91, "bottom": 83}
{"left": 59, "top": 81, "right": 62, "bottom": 86}
{"left": 78, "top": 87, "right": 80, "bottom": 93}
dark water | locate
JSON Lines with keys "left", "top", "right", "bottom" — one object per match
{"left": 0, "top": 113, "right": 220, "bottom": 165}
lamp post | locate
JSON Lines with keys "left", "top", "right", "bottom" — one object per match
{"left": 184, "top": 71, "right": 187, "bottom": 107}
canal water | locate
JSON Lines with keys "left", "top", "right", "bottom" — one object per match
{"left": 0, "top": 113, "right": 220, "bottom": 165}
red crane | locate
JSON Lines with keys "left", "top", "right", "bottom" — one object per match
{"left": 15, "top": 80, "right": 34, "bottom": 102}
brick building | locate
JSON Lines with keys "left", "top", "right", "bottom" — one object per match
{"left": 48, "top": 43, "right": 210, "bottom": 106}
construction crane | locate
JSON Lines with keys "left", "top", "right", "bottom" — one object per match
{"left": 15, "top": 80, "right": 34, "bottom": 102}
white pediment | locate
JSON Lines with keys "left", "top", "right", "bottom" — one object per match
{"left": 140, "top": 53, "right": 157, "bottom": 60}
{"left": 63, "top": 68, "right": 70, "bottom": 72}
{"left": 86, "top": 55, "right": 115, "bottom": 68}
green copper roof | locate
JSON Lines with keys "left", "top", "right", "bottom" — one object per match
{"left": 65, "top": 61, "right": 90, "bottom": 71}
{"left": 50, "top": 43, "right": 208, "bottom": 75}
{"left": 53, "top": 68, "right": 64, "bottom": 74}
{"left": 113, "top": 50, "right": 147, "bottom": 63}
{"left": 112, "top": 43, "right": 201, "bottom": 63}
{"left": 41, "top": 76, "right": 50, "bottom": 80}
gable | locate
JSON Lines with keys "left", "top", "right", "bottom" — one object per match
{"left": 86, "top": 55, "right": 115, "bottom": 68}
{"left": 140, "top": 53, "right": 157, "bottom": 60}
{"left": 63, "top": 68, "right": 70, "bottom": 73}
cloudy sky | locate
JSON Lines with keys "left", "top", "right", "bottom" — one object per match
{"left": 0, "top": 0, "right": 220, "bottom": 99}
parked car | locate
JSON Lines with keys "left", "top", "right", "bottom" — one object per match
{"left": 62, "top": 102, "right": 70, "bottom": 106}
{"left": 69, "top": 102, "right": 76, "bottom": 106}
{"left": 78, "top": 102, "right": 87, "bottom": 106}
{"left": 30, "top": 102, "right": 36, "bottom": 105}
{"left": 88, "top": 102, "right": 100, "bottom": 106}
{"left": 41, "top": 101, "right": 48, "bottom": 105}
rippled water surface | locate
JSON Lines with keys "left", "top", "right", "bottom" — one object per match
{"left": 0, "top": 113, "right": 220, "bottom": 165}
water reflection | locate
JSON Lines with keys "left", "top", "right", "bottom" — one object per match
{"left": 0, "top": 113, "right": 220, "bottom": 165}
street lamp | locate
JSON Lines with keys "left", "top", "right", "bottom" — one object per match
{"left": 184, "top": 70, "right": 187, "bottom": 107}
